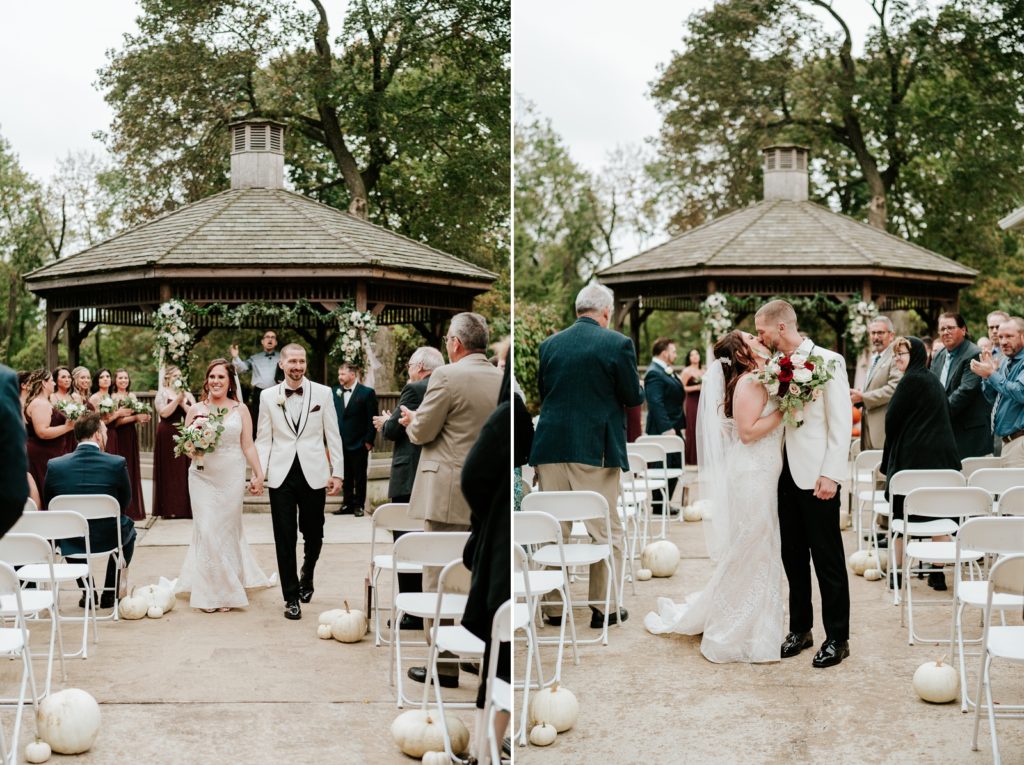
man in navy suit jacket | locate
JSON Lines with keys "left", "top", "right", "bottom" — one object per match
{"left": 43, "top": 412, "right": 136, "bottom": 608}
{"left": 331, "top": 363, "right": 378, "bottom": 517}
{"left": 644, "top": 337, "right": 685, "bottom": 514}
{"left": 0, "top": 364, "right": 28, "bottom": 538}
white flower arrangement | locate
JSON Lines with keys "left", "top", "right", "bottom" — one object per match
{"left": 331, "top": 308, "right": 377, "bottom": 370}
{"left": 152, "top": 299, "right": 194, "bottom": 378}
{"left": 845, "top": 299, "right": 878, "bottom": 352}
{"left": 701, "top": 292, "right": 733, "bottom": 345}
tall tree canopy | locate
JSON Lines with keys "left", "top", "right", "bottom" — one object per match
{"left": 98, "top": 0, "right": 510, "bottom": 271}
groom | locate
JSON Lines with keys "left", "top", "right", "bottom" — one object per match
{"left": 256, "top": 343, "right": 345, "bottom": 620}
{"left": 755, "top": 300, "right": 852, "bottom": 668}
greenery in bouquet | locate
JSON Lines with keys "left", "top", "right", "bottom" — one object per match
{"left": 97, "top": 396, "right": 116, "bottom": 414}
{"left": 55, "top": 399, "right": 88, "bottom": 421}
{"left": 172, "top": 407, "right": 227, "bottom": 471}
{"left": 128, "top": 397, "right": 153, "bottom": 416}
{"left": 756, "top": 351, "right": 837, "bottom": 428}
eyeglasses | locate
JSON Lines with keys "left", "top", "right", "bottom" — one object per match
{"left": 893, "top": 352, "right": 910, "bottom": 358}
{"left": 938, "top": 327, "right": 958, "bottom": 334}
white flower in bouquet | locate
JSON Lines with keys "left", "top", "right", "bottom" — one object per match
{"left": 792, "top": 366, "right": 813, "bottom": 384}
{"left": 756, "top": 351, "right": 837, "bottom": 428}
{"left": 171, "top": 378, "right": 184, "bottom": 393}
{"left": 98, "top": 396, "right": 115, "bottom": 414}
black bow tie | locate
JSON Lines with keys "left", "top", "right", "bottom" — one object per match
{"left": 343, "top": 387, "right": 353, "bottom": 393}
{"left": 265, "top": 352, "right": 274, "bottom": 358}
{"left": 285, "top": 387, "right": 303, "bottom": 398}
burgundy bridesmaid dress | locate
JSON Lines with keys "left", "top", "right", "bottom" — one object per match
{"left": 152, "top": 403, "right": 192, "bottom": 518}
{"left": 684, "top": 386, "right": 700, "bottom": 465}
{"left": 26, "top": 408, "right": 73, "bottom": 506}
{"left": 110, "top": 419, "right": 146, "bottom": 521}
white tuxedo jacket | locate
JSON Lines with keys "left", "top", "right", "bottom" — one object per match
{"left": 782, "top": 338, "right": 852, "bottom": 490}
{"left": 255, "top": 379, "right": 345, "bottom": 490}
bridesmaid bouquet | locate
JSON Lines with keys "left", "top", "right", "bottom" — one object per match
{"left": 128, "top": 397, "right": 153, "bottom": 416}
{"left": 173, "top": 407, "right": 227, "bottom": 471}
{"left": 55, "top": 399, "right": 88, "bottom": 421}
{"left": 97, "top": 396, "right": 116, "bottom": 414}
{"left": 757, "top": 352, "right": 837, "bottom": 428}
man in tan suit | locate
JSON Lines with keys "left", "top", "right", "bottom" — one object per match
{"left": 850, "top": 316, "right": 902, "bottom": 450}
{"left": 399, "top": 311, "right": 502, "bottom": 688}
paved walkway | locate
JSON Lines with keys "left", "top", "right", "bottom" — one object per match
{"left": 515, "top": 503, "right": 1024, "bottom": 765}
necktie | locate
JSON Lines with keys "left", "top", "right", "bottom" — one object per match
{"left": 285, "top": 386, "right": 303, "bottom": 398}
{"left": 940, "top": 352, "right": 952, "bottom": 387}
{"left": 867, "top": 353, "right": 880, "bottom": 383}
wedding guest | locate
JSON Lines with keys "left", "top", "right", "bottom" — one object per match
{"left": 70, "top": 366, "right": 94, "bottom": 407}
{"left": 985, "top": 310, "right": 1011, "bottom": 455}
{"left": 644, "top": 337, "right": 684, "bottom": 515}
{"left": 16, "top": 370, "right": 30, "bottom": 408}
{"left": 0, "top": 364, "right": 29, "bottom": 537}
{"left": 881, "top": 337, "right": 960, "bottom": 590}
{"left": 680, "top": 348, "right": 704, "bottom": 465}
{"left": 108, "top": 369, "right": 150, "bottom": 521}
{"left": 44, "top": 412, "right": 136, "bottom": 609}
{"left": 89, "top": 368, "right": 132, "bottom": 454}
{"left": 23, "top": 369, "right": 75, "bottom": 503}
{"left": 401, "top": 312, "right": 502, "bottom": 689}
{"left": 849, "top": 316, "right": 902, "bottom": 450}
{"left": 929, "top": 337, "right": 943, "bottom": 365}
{"left": 529, "top": 283, "right": 644, "bottom": 629}
{"left": 973, "top": 317, "right": 1024, "bottom": 468}
{"left": 51, "top": 366, "right": 78, "bottom": 452}
{"left": 231, "top": 329, "right": 282, "bottom": 434}
{"left": 978, "top": 337, "right": 993, "bottom": 354}
{"left": 152, "top": 365, "right": 197, "bottom": 519}
{"left": 331, "top": 362, "right": 378, "bottom": 517}
{"left": 931, "top": 313, "right": 992, "bottom": 459}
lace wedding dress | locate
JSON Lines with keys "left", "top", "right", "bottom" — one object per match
{"left": 176, "top": 407, "right": 272, "bottom": 609}
{"left": 644, "top": 393, "right": 785, "bottom": 663}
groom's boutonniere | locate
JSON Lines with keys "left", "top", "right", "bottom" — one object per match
{"left": 335, "top": 388, "right": 343, "bottom": 399}
{"left": 276, "top": 388, "right": 287, "bottom": 409}
{"left": 756, "top": 351, "right": 837, "bottom": 427}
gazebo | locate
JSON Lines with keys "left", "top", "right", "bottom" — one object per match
{"left": 598, "top": 146, "right": 977, "bottom": 352}
{"left": 25, "top": 119, "right": 496, "bottom": 379}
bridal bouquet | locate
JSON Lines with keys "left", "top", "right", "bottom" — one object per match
{"left": 55, "top": 399, "right": 88, "bottom": 421}
{"left": 173, "top": 407, "right": 227, "bottom": 471}
{"left": 757, "top": 352, "right": 837, "bottom": 427}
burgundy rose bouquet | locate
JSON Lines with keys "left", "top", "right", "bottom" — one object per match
{"left": 756, "top": 351, "right": 836, "bottom": 427}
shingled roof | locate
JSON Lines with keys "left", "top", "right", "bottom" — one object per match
{"left": 27, "top": 187, "right": 495, "bottom": 286}
{"left": 600, "top": 198, "right": 976, "bottom": 282}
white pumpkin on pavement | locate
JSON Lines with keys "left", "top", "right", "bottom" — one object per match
{"left": 682, "top": 504, "right": 702, "bottom": 522}
{"left": 863, "top": 568, "right": 882, "bottom": 581}
{"left": 421, "top": 751, "right": 450, "bottom": 765}
{"left": 317, "top": 623, "right": 333, "bottom": 639}
{"left": 147, "top": 606, "right": 164, "bottom": 619}
{"left": 847, "top": 550, "right": 870, "bottom": 576}
{"left": 391, "top": 710, "right": 469, "bottom": 757}
{"left": 529, "top": 682, "right": 579, "bottom": 732}
{"left": 913, "top": 657, "right": 959, "bottom": 703}
{"left": 36, "top": 689, "right": 101, "bottom": 754}
{"left": 117, "top": 589, "right": 148, "bottom": 620}
{"left": 529, "top": 723, "right": 557, "bottom": 746}
{"left": 635, "top": 568, "right": 653, "bottom": 581}
{"left": 24, "top": 739, "right": 51, "bottom": 763}
{"left": 331, "top": 600, "right": 368, "bottom": 643}
{"left": 641, "top": 541, "right": 680, "bottom": 578}
{"left": 318, "top": 608, "right": 345, "bottom": 625}
{"left": 135, "top": 584, "right": 175, "bottom": 613}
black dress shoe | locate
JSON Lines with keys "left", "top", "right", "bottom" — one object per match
{"left": 400, "top": 614, "right": 423, "bottom": 630}
{"left": 407, "top": 666, "right": 458, "bottom": 688}
{"left": 99, "top": 593, "right": 115, "bottom": 609}
{"left": 780, "top": 631, "right": 814, "bottom": 658}
{"left": 927, "top": 571, "right": 948, "bottom": 591}
{"left": 543, "top": 613, "right": 562, "bottom": 627}
{"left": 652, "top": 506, "right": 681, "bottom": 517}
{"left": 887, "top": 572, "right": 903, "bottom": 590}
{"left": 460, "top": 661, "right": 480, "bottom": 675}
{"left": 298, "top": 582, "right": 314, "bottom": 603}
{"left": 331, "top": 507, "right": 351, "bottom": 515}
{"left": 590, "top": 608, "right": 628, "bottom": 628}
{"left": 811, "top": 639, "right": 850, "bottom": 668}
{"left": 284, "top": 600, "right": 302, "bottom": 620}
{"left": 354, "top": 508, "right": 364, "bottom": 518}
{"left": 78, "top": 592, "right": 98, "bottom": 609}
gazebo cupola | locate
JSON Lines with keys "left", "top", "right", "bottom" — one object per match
{"left": 762, "top": 145, "right": 809, "bottom": 202}
{"left": 230, "top": 119, "right": 286, "bottom": 190}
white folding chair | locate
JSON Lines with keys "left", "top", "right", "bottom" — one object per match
{"left": 617, "top": 453, "right": 651, "bottom": 591}
{"left": 11, "top": 510, "right": 94, "bottom": 658}
{"left": 0, "top": 562, "right": 40, "bottom": 765}
{"left": 969, "top": 468, "right": 1024, "bottom": 513}
{"left": 0, "top": 533, "right": 66, "bottom": 699}
{"left": 900, "top": 487, "right": 991, "bottom": 643}
{"left": 22, "top": 499, "right": 37, "bottom": 513}
{"left": 637, "top": 433, "right": 686, "bottom": 523}
{"left": 971, "top": 554, "right": 1024, "bottom": 765}
{"left": 850, "top": 449, "right": 883, "bottom": 552}
{"left": 996, "top": 486, "right": 1024, "bottom": 518}
{"left": 951, "top": 516, "right": 1024, "bottom": 712}
{"left": 389, "top": 531, "right": 471, "bottom": 708}
{"left": 511, "top": 545, "right": 544, "bottom": 749}
{"left": 366, "top": 503, "right": 423, "bottom": 646}
{"left": 962, "top": 456, "right": 1005, "bottom": 479}
{"left": 482, "top": 599, "right": 515, "bottom": 765}
{"left": 521, "top": 491, "right": 618, "bottom": 646}
{"left": 630, "top": 440, "right": 675, "bottom": 539}
{"left": 47, "top": 494, "right": 125, "bottom": 626}
{"left": 887, "top": 469, "right": 965, "bottom": 601}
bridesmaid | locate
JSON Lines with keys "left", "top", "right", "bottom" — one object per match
{"left": 152, "top": 365, "right": 196, "bottom": 519}
{"left": 89, "top": 368, "right": 132, "bottom": 455}
{"left": 108, "top": 368, "right": 150, "bottom": 521}
{"left": 24, "top": 369, "right": 75, "bottom": 504}
{"left": 680, "top": 348, "right": 704, "bottom": 466}
{"left": 51, "top": 366, "right": 79, "bottom": 452}
{"left": 70, "top": 366, "right": 94, "bottom": 408}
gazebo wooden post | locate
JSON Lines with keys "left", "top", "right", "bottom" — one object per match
{"left": 629, "top": 302, "right": 641, "bottom": 355}
{"left": 65, "top": 310, "right": 81, "bottom": 368}
{"left": 45, "top": 308, "right": 60, "bottom": 371}
{"left": 316, "top": 323, "right": 330, "bottom": 384}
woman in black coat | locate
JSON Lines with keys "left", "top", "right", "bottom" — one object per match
{"left": 880, "top": 336, "right": 961, "bottom": 589}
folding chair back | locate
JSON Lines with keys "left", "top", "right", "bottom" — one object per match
{"left": 957, "top": 516, "right": 1024, "bottom": 557}
{"left": 514, "top": 510, "right": 562, "bottom": 547}
{"left": 392, "top": 531, "right": 470, "bottom": 569}
{"left": 637, "top": 434, "right": 684, "bottom": 460}
{"left": 968, "top": 468, "right": 1024, "bottom": 497}
{"left": 962, "top": 456, "right": 1004, "bottom": 478}
{"left": 47, "top": 493, "right": 121, "bottom": 556}
{"left": 997, "top": 486, "right": 1024, "bottom": 517}
{"left": 890, "top": 469, "right": 965, "bottom": 497}
{"left": 12, "top": 510, "right": 90, "bottom": 544}
{"left": 23, "top": 498, "right": 37, "bottom": 512}
{"left": 989, "top": 553, "right": 1024, "bottom": 597}
{"left": 370, "top": 503, "right": 422, "bottom": 533}
{"left": 0, "top": 533, "right": 53, "bottom": 567}
{"left": 521, "top": 490, "right": 609, "bottom": 525}
{"left": 903, "top": 486, "right": 993, "bottom": 520}
{"left": 854, "top": 448, "right": 883, "bottom": 477}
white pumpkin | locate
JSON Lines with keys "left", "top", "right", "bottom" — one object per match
{"left": 635, "top": 568, "right": 653, "bottom": 581}
{"left": 529, "top": 723, "right": 557, "bottom": 747}
{"left": 529, "top": 682, "right": 579, "bottom": 733}
{"left": 25, "top": 739, "right": 51, "bottom": 763}
{"left": 117, "top": 590, "right": 148, "bottom": 620}
{"left": 36, "top": 688, "right": 101, "bottom": 754}
{"left": 317, "top": 623, "right": 333, "bottom": 640}
{"left": 863, "top": 568, "right": 882, "bottom": 581}
{"left": 331, "top": 600, "right": 368, "bottom": 643}
{"left": 421, "top": 751, "right": 450, "bottom": 765}
{"left": 135, "top": 584, "right": 175, "bottom": 613}
{"left": 875, "top": 549, "right": 889, "bottom": 572}
{"left": 147, "top": 606, "right": 164, "bottom": 619}
{"left": 913, "top": 657, "right": 959, "bottom": 703}
{"left": 640, "top": 540, "right": 680, "bottom": 578}
{"left": 682, "top": 504, "right": 702, "bottom": 522}
{"left": 391, "top": 710, "right": 469, "bottom": 757}
{"left": 318, "top": 608, "right": 346, "bottom": 626}
{"left": 847, "top": 550, "right": 870, "bottom": 576}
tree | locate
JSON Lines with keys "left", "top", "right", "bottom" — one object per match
{"left": 97, "top": 0, "right": 510, "bottom": 271}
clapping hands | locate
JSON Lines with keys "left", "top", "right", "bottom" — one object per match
{"left": 970, "top": 348, "right": 998, "bottom": 379}
{"left": 398, "top": 405, "right": 415, "bottom": 428}
{"left": 372, "top": 410, "right": 391, "bottom": 431}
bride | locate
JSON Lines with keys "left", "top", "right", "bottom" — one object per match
{"left": 175, "top": 359, "right": 273, "bottom": 612}
{"left": 644, "top": 330, "right": 786, "bottom": 663}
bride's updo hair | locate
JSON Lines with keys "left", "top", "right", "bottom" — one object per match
{"left": 202, "top": 358, "right": 239, "bottom": 402}
{"left": 713, "top": 330, "right": 758, "bottom": 419}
